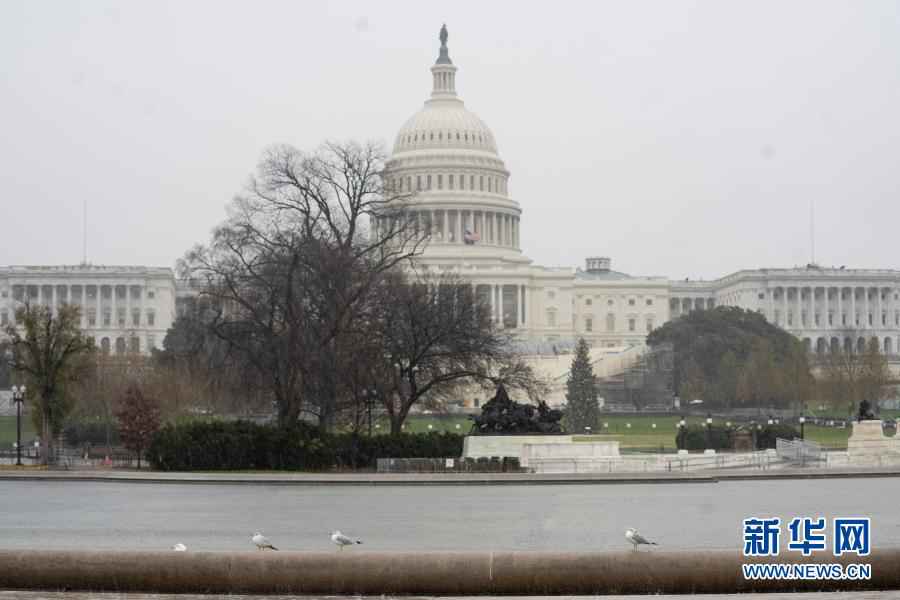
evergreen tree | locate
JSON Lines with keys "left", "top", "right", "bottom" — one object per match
{"left": 563, "top": 339, "right": 599, "bottom": 433}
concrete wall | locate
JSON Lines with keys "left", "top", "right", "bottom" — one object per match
{"left": 0, "top": 549, "right": 897, "bottom": 594}
{"left": 462, "top": 435, "right": 573, "bottom": 458}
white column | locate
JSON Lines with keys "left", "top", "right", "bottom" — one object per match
{"left": 95, "top": 285, "right": 101, "bottom": 329}
{"left": 851, "top": 287, "right": 856, "bottom": 328}
{"left": 838, "top": 287, "right": 843, "bottom": 327}
{"left": 456, "top": 210, "right": 463, "bottom": 244}
{"left": 782, "top": 288, "right": 787, "bottom": 327}
{"left": 489, "top": 283, "right": 495, "bottom": 323}
{"left": 808, "top": 286, "right": 814, "bottom": 330}
{"left": 516, "top": 284, "right": 523, "bottom": 329}
{"left": 768, "top": 288, "right": 774, "bottom": 323}
{"left": 824, "top": 287, "right": 830, "bottom": 329}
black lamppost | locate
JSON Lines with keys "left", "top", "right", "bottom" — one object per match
{"left": 799, "top": 415, "right": 806, "bottom": 441}
{"left": 678, "top": 416, "right": 686, "bottom": 450}
{"left": 706, "top": 413, "right": 713, "bottom": 450}
{"left": 11, "top": 385, "right": 26, "bottom": 466}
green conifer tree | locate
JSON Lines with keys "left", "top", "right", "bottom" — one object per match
{"left": 563, "top": 338, "right": 599, "bottom": 433}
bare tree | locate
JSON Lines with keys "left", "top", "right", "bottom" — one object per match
{"left": 361, "top": 271, "right": 545, "bottom": 434}
{"left": 818, "top": 332, "right": 892, "bottom": 416}
{"left": 3, "top": 304, "right": 94, "bottom": 463}
{"left": 181, "top": 140, "right": 422, "bottom": 429}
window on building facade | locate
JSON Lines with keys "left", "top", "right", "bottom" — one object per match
{"left": 129, "top": 337, "right": 140, "bottom": 353}
{"left": 427, "top": 174, "right": 432, "bottom": 189}
{"left": 758, "top": 293, "right": 765, "bottom": 300}
{"left": 628, "top": 318, "right": 636, "bottom": 332}
{"left": 132, "top": 310, "right": 140, "bottom": 327}
{"left": 606, "top": 313, "right": 615, "bottom": 332}
{"left": 103, "top": 310, "right": 111, "bottom": 327}
{"left": 868, "top": 314, "right": 873, "bottom": 326}
{"left": 147, "top": 335, "right": 156, "bottom": 350}
{"left": 646, "top": 318, "right": 653, "bottom": 332}
{"left": 470, "top": 175, "right": 475, "bottom": 189}
{"left": 814, "top": 313, "right": 820, "bottom": 326}
{"left": 147, "top": 289, "right": 155, "bottom": 299}
{"left": 88, "top": 309, "right": 96, "bottom": 327}
{"left": 101, "top": 337, "right": 110, "bottom": 353}
{"left": 448, "top": 174, "right": 454, "bottom": 189}
{"left": 147, "top": 310, "right": 155, "bottom": 327}
{"left": 479, "top": 175, "right": 484, "bottom": 191}
{"left": 828, "top": 313, "right": 833, "bottom": 326}
{"left": 585, "top": 317, "right": 593, "bottom": 332}
{"left": 646, "top": 298, "right": 653, "bottom": 306}
{"left": 585, "top": 298, "right": 592, "bottom": 306}
{"left": 607, "top": 299, "right": 614, "bottom": 306}
{"left": 437, "top": 174, "right": 442, "bottom": 189}
{"left": 883, "top": 313, "right": 887, "bottom": 326}
{"left": 547, "top": 290, "right": 555, "bottom": 299}
{"left": 546, "top": 310, "right": 556, "bottom": 327}
{"left": 787, "top": 312, "right": 793, "bottom": 326}
{"left": 117, "top": 308, "right": 126, "bottom": 328}
{"left": 417, "top": 175, "right": 422, "bottom": 190}
{"left": 628, "top": 298, "right": 635, "bottom": 306}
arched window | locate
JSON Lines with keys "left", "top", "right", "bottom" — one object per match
{"left": 101, "top": 337, "right": 110, "bottom": 354}
{"left": 115, "top": 337, "right": 126, "bottom": 355}
{"left": 437, "top": 174, "right": 443, "bottom": 189}
{"left": 606, "top": 313, "right": 615, "bottom": 332}
{"left": 479, "top": 176, "right": 484, "bottom": 191}
{"left": 470, "top": 175, "right": 475, "bottom": 189}
{"left": 427, "top": 175, "right": 432, "bottom": 189}
{"left": 460, "top": 174, "right": 465, "bottom": 190}
{"left": 448, "top": 174, "right": 454, "bottom": 190}
{"left": 417, "top": 175, "right": 422, "bottom": 191}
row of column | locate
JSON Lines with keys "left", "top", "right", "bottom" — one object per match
{"left": 483, "top": 283, "right": 527, "bottom": 329}
{"left": 767, "top": 286, "right": 897, "bottom": 330}
{"left": 10, "top": 283, "right": 153, "bottom": 329}
{"left": 375, "top": 210, "right": 520, "bottom": 248}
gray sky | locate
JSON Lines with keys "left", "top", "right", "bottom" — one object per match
{"left": 2, "top": 1, "right": 899, "bottom": 280}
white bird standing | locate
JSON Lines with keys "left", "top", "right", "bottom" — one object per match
{"left": 171, "top": 543, "right": 187, "bottom": 552}
{"left": 625, "top": 528, "right": 658, "bottom": 551}
{"left": 252, "top": 532, "right": 278, "bottom": 551}
{"left": 331, "top": 530, "right": 363, "bottom": 551}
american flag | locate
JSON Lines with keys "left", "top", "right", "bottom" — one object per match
{"left": 463, "top": 229, "right": 480, "bottom": 244}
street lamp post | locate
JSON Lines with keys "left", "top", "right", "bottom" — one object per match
{"left": 706, "top": 413, "right": 713, "bottom": 450}
{"left": 678, "top": 416, "right": 686, "bottom": 450}
{"left": 799, "top": 415, "right": 806, "bottom": 441}
{"left": 11, "top": 385, "right": 26, "bottom": 466}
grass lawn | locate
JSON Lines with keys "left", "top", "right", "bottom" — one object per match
{"left": 401, "top": 413, "right": 857, "bottom": 451}
{"left": 0, "top": 416, "right": 36, "bottom": 447}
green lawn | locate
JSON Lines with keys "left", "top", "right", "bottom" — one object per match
{"left": 0, "top": 416, "right": 36, "bottom": 447}
{"left": 400, "top": 413, "right": 857, "bottom": 451}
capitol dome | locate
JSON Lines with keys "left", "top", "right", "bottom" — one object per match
{"left": 383, "top": 25, "right": 526, "bottom": 263}
{"left": 392, "top": 100, "right": 499, "bottom": 155}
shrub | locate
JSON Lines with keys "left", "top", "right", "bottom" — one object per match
{"left": 63, "top": 420, "right": 120, "bottom": 447}
{"left": 147, "top": 420, "right": 463, "bottom": 471}
{"left": 675, "top": 424, "right": 733, "bottom": 451}
{"left": 755, "top": 424, "right": 800, "bottom": 450}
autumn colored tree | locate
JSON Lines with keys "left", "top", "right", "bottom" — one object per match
{"left": 115, "top": 382, "right": 161, "bottom": 468}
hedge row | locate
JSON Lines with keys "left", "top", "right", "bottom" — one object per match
{"left": 147, "top": 420, "right": 464, "bottom": 471}
{"left": 675, "top": 423, "right": 800, "bottom": 451}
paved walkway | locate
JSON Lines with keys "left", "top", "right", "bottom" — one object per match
{"left": 0, "top": 466, "right": 899, "bottom": 485}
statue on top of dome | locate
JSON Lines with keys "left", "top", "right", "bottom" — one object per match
{"left": 436, "top": 24, "right": 452, "bottom": 64}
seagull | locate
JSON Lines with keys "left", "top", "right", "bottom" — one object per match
{"left": 625, "top": 528, "right": 658, "bottom": 551}
{"left": 252, "top": 532, "right": 278, "bottom": 551}
{"left": 331, "top": 530, "right": 363, "bottom": 550}
{"left": 171, "top": 543, "right": 187, "bottom": 552}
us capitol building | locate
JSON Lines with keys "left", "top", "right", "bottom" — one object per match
{"left": 2, "top": 27, "right": 899, "bottom": 362}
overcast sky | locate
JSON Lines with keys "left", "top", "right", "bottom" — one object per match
{"left": 2, "top": 1, "right": 899, "bottom": 280}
